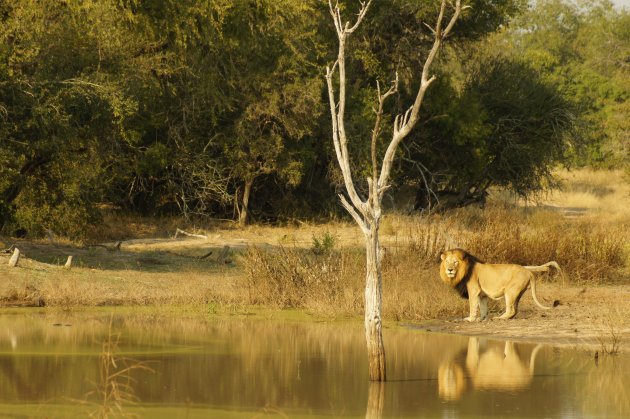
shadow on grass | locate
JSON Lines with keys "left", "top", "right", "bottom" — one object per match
{"left": 6, "top": 241, "right": 233, "bottom": 273}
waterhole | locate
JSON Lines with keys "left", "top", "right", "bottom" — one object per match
{"left": 0, "top": 310, "right": 626, "bottom": 418}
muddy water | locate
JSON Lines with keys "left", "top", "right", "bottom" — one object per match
{"left": 0, "top": 310, "right": 627, "bottom": 418}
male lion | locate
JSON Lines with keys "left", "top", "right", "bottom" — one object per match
{"left": 440, "top": 248, "right": 560, "bottom": 321}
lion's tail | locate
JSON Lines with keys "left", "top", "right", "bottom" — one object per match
{"left": 530, "top": 277, "right": 552, "bottom": 310}
{"left": 526, "top": 262, "right": 564, "bottom": 307}
{"left": 523, "top": 261, "right": 561, "bottom": 273}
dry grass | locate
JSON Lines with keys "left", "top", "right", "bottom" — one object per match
{"left": 0, "top": 168, "right": 627, "bottom": 323}
{"left": 444, "top": 205, "right": 626, "bottom": 282}
{"left": 544, "top": 169, "right": 630, "bottom": 221}
{"left": 0, "top": 255, "right": 241, "bottom": 308}
{"left": 244, "top": 242, "right": 464, "bottom": 319}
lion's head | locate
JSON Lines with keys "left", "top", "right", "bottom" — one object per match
{"left": 440, "top": 249, "right": 479, "bottom": 298}
{"left": 440, "top": 249, "right": 468, "bottom": 283}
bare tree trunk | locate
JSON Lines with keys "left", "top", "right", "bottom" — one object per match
{"left": 238, "top": 179, "right": 253, "bottom": 226}
{"left": 325, "top": 0, "right": 463, "bottom": 382}
{"left": 365, "top": 222, "right": 385, "bottom": 381}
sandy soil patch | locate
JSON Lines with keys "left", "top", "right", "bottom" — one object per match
{"left": 411, "top": 283, "right": 630, "bottom": 352}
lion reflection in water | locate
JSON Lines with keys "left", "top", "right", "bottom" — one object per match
{"left": 438, "top": 337, "right": 543, "bottom": 400}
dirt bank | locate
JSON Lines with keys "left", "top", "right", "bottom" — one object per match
{"left": 408, "top": 283, "right": 630, "bottom": 352}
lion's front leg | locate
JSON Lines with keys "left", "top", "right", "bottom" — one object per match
{"left": 464, "top": 284, "right": 481, "bottom": 322}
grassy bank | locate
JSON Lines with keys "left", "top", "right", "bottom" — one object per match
{"left": 0, "top": 169, "right": 628, "bottom": 323}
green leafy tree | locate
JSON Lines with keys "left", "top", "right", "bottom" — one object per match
{"left": 3, "top": 0, "right": 618, "bottom": 236}
{"left": 217, "top": 0, "right": 326, "bottom": 225}
{"left": 105, "top": 0, "right": 326, "bottom": 224}
{"left": 0, "top": 0, "right": 141, "bottom": 235}
{"left": 506, "top": 0, "right": 629, "bottom": 167}
{"left": 408, "top": 55, "right": 578, "bottom": 209}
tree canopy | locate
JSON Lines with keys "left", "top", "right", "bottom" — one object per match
{"left": 0, "top": 0, "right": 626, "bottom": 236}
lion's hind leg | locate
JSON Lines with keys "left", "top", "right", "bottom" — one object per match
{"left": 494, "top": 295, "right": 517, "bottom": 320}
{"left": 494, "top": 281, "right": 528, "bottom": 320}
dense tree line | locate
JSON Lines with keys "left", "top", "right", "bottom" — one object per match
{"left": 0, "top": 0, "right": 627, "bottom": 237}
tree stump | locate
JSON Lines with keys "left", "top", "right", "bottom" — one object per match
{"left": 8, "top": 248, "right": 20, "bottom": 267}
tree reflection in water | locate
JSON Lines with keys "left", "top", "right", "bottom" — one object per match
{"left": 365, "top": 381, "right": 385, "bottom": 419}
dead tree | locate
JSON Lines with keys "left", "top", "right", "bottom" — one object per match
{"left": 325, "top": 0, "right": 464, "bottom": 381}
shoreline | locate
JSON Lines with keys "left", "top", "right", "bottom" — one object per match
{"left": 1, "top": 297, "right": 627, "bottom": 354}
{"left": 404, "top": 320, "right": 628, "bottom": 354}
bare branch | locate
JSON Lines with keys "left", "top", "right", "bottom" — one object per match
{"left": 378, "top": 0, "right": 462, "bottom": 190}
{"left": 174, "top": 228, "right": 208, "bottom": 239}
{"left": 378, "top": 184, "right": 391, "bottom": 198}
{"left": 398, "top": 153, "right": 441, "bottom": 209}
{"left": 435, "top": 0, "right": 447, "bottom": 38}
{"left": 340, "top": 194, "right": 369, "bottom": 235}
{"left": 381, "top": 72, "right": 398, "bottom": 101}
{"left": 393, "top": 114, "right": 401, "bottom": 137}
{"left": 347, "top": 0, "right": 374, "bottom": 33}
{"left": 370, "top": 73, "right": 399, "bottom": 197}
{"left": 442, "top": 0, "right": 464, "bottom": 38}
{"left": 325, "top": 65, "right": 343, "bottom": 167}
{"left": 326, "top": 0, "right": 376, "bottom": 219}
{"left": 403, "top": 107, "right": 413, "bottom": 128}
{"left": 422, "top": 22, "right": 437, "bottom": 36}
{"left": 328, "top": 0, "right": 342, "bottom": 35}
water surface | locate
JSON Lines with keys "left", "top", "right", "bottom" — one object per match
{"left": 0, "top": 309, "right": 627, "bottom": 418}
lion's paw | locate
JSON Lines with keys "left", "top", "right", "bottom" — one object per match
{"left": 463, "top": 316, "right": 480, "bottom": 322}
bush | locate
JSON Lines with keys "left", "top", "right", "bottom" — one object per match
{"left": 244, "top": 239, "right": 466, "bottom": 320}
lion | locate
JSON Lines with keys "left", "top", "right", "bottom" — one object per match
{"left": 440, "top": 248, "right": 560, "bottom": 321}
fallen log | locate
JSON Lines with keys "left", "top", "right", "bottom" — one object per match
{"left": 164, "top": 249, "right": 214, "bottom": 260}
{"left": 174, "top": 228, "right": 208, "bottom": 239}
{"left": 87, "top": 241, "right": 122, "bottom": 252}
